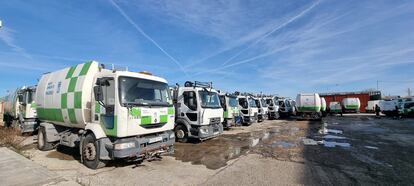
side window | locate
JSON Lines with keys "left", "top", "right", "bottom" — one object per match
{"left": 183, "top": 91, "right": 197, "bottom": 111}
{"left": 219, "top": 96, "right": 226, "bottom": 110}
{"left": 102, "top": 78, "right": 115, "bottom": 114}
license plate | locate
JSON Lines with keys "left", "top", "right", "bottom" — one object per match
{"left": 149, "top": 136, "right": 163, "bottom": 143}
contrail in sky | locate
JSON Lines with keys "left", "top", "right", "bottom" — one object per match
{"left": 109, "top": 0, "right": 189, "bottom": 78}
{"left": 221, "top": 0, "right": 321, "bottom": 66}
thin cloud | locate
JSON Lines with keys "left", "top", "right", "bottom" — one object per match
{"left": 109, "top": 0, "right": 190, "bottom": 78}
{"left": 0, "top": 27, "right": 32, "bottom": 59}
{"left": 221, "top": 0, "right": 321, "bottom": 66}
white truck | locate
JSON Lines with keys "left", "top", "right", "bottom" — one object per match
{"left": 265, "top": 96, "right": 280, "bottom": 119}
{"left": 329, "top": 101, "right": 342, "bottom": 115}
{"left": 277, "top": 98, "right": 291, "bottom": 117}
{"left": 320, "top": 97, "right": 327, "bottom": 117}
{"left": 259, "top": 97, "right": 269, "bottom": 121}
{"left": 35, "top": 61, "right": 175, "bottom": 169}
{"left": 2, "top": 86, "right": 38, "bottom": 133}
{"left": 219, "top": 93, "right": 239, "bottom": 129}
{"left": 295, "top": 93, "right": 322, "bottom": 120}
{"left": 342, "top": 98, "right": 361, "bottom": 113}
{"left": 171, "top": 81, "right": 223, "bottom": 142}
{"left": 253, "top": 97, "right": 264, "bottom": 122}
{"left": 237, "top": 94, "right": 259, "bottom": 125}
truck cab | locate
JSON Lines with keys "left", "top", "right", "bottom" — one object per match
{"left": 172, "top": 81, "right": 224, "bottom": 142}
{"left": 237, "top": 95, "right": 258, "bottom": 125}
{"left": 219, "top": 93, "right": 239, "bottom": 129}
{"left": 2, "top": 86, "right": 38, "bottom": 133}
{"left": 265, "top": 96, "right": 280, "bottom": 119}
{"left": 277, "top": 98, "right": 290, "bottom": 117}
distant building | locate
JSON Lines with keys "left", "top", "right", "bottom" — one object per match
{"left": 319, "top": 91, "right": 381, "bottom": 112}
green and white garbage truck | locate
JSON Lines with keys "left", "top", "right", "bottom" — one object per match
{"left": 295, "top": 93, "right": 322, "bottom": 120}
{"left": 219, "top": 93, "right": 239, "bottom": 129}
{"left": 237, "top": 94, "right": 259, "bottom": 125}
{"left": 341, "top": 98, "right": 360, "bottom": 113}
{"left": 2, "top": 86, "right": 38, "bottom": 133}
{"left": 171, "top": 81, "right": 223, "bottom": 142}
{"left": 35, "top": 61, "right": 175, "bottom": 169}
{"left": 329, "top": 101, "right": 342, "bottom": 115}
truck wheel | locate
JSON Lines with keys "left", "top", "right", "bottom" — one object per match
{"left": 82, "top": 133, "right": 107, "bottom": 169}
{"left": 38, "top": 126, "right": 54, "bottom": 151}
{"left": 175, "top": 125, "right": 188, "bottom": 143}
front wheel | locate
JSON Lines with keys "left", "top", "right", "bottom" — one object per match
{"left": 82, "top": 133, "right": 107, "bottom": 169}
{"left": 175, "top": 125, "right": 188, "bottom": 143}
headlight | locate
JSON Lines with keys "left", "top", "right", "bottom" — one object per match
{"left": 200, "top": 128, "right": 209, "bottom": 134}
{"left": 114, "top": 142, "right": 135, "bottom": 150}
{"left": 170, "top": 132, "right": 175, "bottom": 139}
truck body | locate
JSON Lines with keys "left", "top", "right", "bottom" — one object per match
{"left": 237, "top": 95, "right": 258, "bottom": 125}
{"left": 265, "top": 96, "right": 280, "bottom": 119}
{"left": 2, "top": 86, "right": 38, "bottom": 132}
{"left": 219, "top": 93, "right": 239, "bottom": 129}
{"left": 342, "top": 98, "right": 361, "bottom": 113}
{"left": 295, "top": 93, "right": 322, "bottom": 120}
{"left": 379, "top": 100, "right": 398, "bottom": 116}
{"left": 35, "top": 61, "right": 175, "bottom": 169}
{"left": 172, "top": 81, "right": 223, "bottom": 142}
{"left": 259, "top": 97, "right": 269, "bottom": 121}
{"left": 329, "top": 101, "right": 342, "bottom": 115}
{"left": 366, "top": 100, "right": 381, "bottom": 113}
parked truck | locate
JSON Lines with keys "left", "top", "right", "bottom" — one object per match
{"left": 259, "top": 97, "right": 269, "bottom": 121}
{"left": 295, "top": 93, "right": 322, "bottom": 120}
{"left": 172, "top": 81, "right": 223, "bottom": 142}
{"left": 320, "top": 97, "right": 327, "bottom": 117}
{"left": 342, "top": 98, "right": 361, "bottom": 113}
{"left": 2, "top": 86, "right": 38, "bottom": 133}
{"left": 253, "top": 97, "right": 264, "bottom": 122}
{"left": 219, "top": 93, "right": 239, "bottom": 129}
{"left": 265, "top": 96, "right": 280, "bottom": 119}
{"left": 237, "top": 94, "right": 258, "bottom": 125}
{"left": 277, "top": 98, "right": 290, "bottom": 118}
{"left": 35, "top": 61, "right": 175, "bottom": 169}
{"left": 329, "top": 101, "right": 342, "bottom": 115}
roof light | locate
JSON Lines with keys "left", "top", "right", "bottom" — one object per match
{"left": 139, "top": 71, "right": 152, "bottom": 76}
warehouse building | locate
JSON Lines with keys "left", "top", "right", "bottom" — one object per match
{"left": 319, "top": 91, "right": 381, "bottom": 113}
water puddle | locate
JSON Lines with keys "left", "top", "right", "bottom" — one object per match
{"left": 173, "top": 125, "right": 305, "bottom": 169}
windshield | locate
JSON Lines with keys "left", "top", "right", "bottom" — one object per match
{"left": 261, "top": 99, "right": 268, "bottom": 107}
{"left": 229, "top": 97, "right": 238, "bottom": 107}
{"left": 119, "top": 77, "right": 171, "bottom": 106}
{"left": 239, "top": 98, "right": 248, "bottom": 109}
{"left": 266, "top": 99, "right": 273, "bottom": 105}
{"left": 249, "top": 98, "right": 257, "bottom": 107}
{"left": 254, "top": 99, "right": 261, "bottom": 108}
{"left": 198, "top": 91, "right": 221, "bottom": 108}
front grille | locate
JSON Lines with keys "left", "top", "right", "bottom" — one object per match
{"left": 210, "top": 117, "right": 221, "bottom": 124}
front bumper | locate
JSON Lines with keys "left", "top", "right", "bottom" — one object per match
{"left": 21, "top": 119, "right": 39, "bottom": 133}
{"left": 190, "top": 123, "right": 223, "bottom": 140}
{"left": 105, "top": 130, "right": 175, "bottom": 159}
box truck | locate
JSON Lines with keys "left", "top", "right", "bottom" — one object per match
{"left": 171, "top": 81, "right": 223, "bottom": 142}
{"left": 342, "top": 98, "right": 361, "bottom": 113}
{"left": 2, "top": 86, "right": 38, "bottom": 133}
{"left": 36, "top": 61, "right": 175, "bottom": 169}
{"left": 329, "top": 101, "right": 342, "bottom": 115}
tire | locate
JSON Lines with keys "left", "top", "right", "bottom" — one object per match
{"left": 175, "top": 124, "right": 188, "bottom": 143}
{"left": 38, "top": 126, "right": 54, "bottom": 151}
{"left": 82, "top": 133, "right": 107, "bottom": 169}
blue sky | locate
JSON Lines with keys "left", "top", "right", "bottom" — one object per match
{"left": 0, "top": 0, "right": 413, "bottom": 98}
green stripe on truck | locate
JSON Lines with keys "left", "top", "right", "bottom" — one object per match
{"left": 68, "top": 77, "right": 78, "bottom": 92}
{"left": 65, "top": 65, "right": 77, "bottom": 79}
{"left": 68, "top": 109, "right": 77, "bottom": 123}
{"left": 74, "top": 92, "right": 82, "bottom": 109}
{"left": 95, "top": 102, "right": 100, "bottom": 113}
{"left": 129, "top": 108, "right": 141, "bottom": 117}
{"left": 61, "top": 93, "right": 67, "bottom": 109}
{"left": 160, "top": 115, "right": 168, "bottom": 123}
{"left": 79, "top": 61, "right": 92, "bottom": 76}
{"left": 103, "top": 116, "right": 117, "bottom": 137}
{"left": 141, "top": 116, "right": 152, "bottom": 125}
{"left": 168, "top": 107, "right": 174, "bottom": 115}
{"left": 37, "top": 108, "right": 64, "bottom": 122}
{"left": 298, "top": 106, "right": 321, "bottom": 112}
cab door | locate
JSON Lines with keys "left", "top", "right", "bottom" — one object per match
{"left": 94, "top": 77, "right": 116, "bottom": 136}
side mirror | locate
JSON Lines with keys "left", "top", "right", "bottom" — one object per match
{"left": 94, "top": 86, "right": 103, "bottom": 102}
